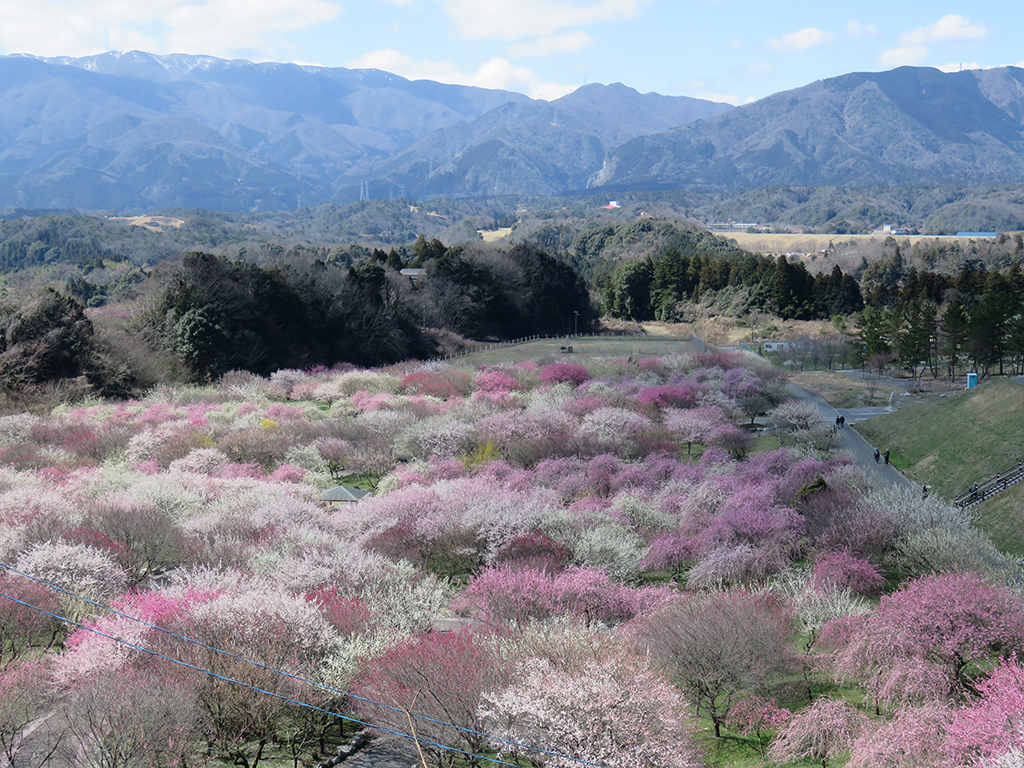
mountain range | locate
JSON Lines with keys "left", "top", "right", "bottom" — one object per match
{"left": 0, "top": 51, "right": 726, "bottom": 211}
{"left": 3, "top": 52, "right": 1024, "bottom": 212}
{"left": 597, "top": 66, "right": 1024, "bottom": 191}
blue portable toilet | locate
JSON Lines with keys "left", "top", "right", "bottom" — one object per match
{"left": 967, "top": 372, "right": 978, "bottom": 389}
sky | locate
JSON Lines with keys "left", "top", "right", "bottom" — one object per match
{"left": 1, "top": 1, "right": 1021, "bottom": 104}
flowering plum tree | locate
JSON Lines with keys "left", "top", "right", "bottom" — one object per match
{"left": 0, "top": 570, "right": 64, "bottom": 662}
{"left": 634, "top": 589, "right": 795, "bottom": 736}
{"left": 473, "top": 368, "right": 522, "bottom": 393}
{"left": 945, "top": 659, "right": 1024, "bottom": 765}
{"left": 176, "top": 590, "right": 333, "bottom": 767}
{"left": 492, "top": 530, "right": 572, "bottom": 572}
{"left": 636, "top": 384, "right": 700, "bottom": 411}
{"left": 538, "top": 362, "right": 590, "bottom": 387}
{"left": 846, "top": 702, "right": 952, "bottom": 768}
{"left": 480, "top": 649, "right": 703, "bottom": 768}
{"left": 823, "top": 572, "right": 1024, "bottom": 708}
{"left": 351, "top": 629, "right": 509, "bottom": 766}
{"left": 726, "top": 695, "right": 791, "bottom": 756}
{"left": 768, "top": 697, "right": 869, "bottom": 767}
{"left": 14, "top": 541, "right": 127, "bottom": 621}
{"left": 812, "top": 550, "right": 885, "bottom": 596}
{"left": 705, "top": 423, "right": 753, "bottom": 458}
{"left": 0, "top": 660, "right": 57, "bottom": 768}
{"left": 453, "top": 565, "right": 669, "bottom": 627}
{"left": 664, "top": 406, "right": 728, "bottom": 455}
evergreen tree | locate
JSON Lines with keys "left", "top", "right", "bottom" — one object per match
{"left": 611, "top": 259, "right": 655, "bottom": 320}
{"left": 651, "top": 249, "right": 691, "bottom": 321}
{"left": 897, "top": 300, "right": 937, "bottom": 382}
{"left": 940, "top": 298, "right": 969, "bottom": 381}
{"left": 852, "top": 306, "right": 894, "bottom": 369}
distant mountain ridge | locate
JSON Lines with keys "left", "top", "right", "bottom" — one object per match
{"left": 0, "top": 51, "right": 728, "bottom": 211}
{"left": 595, "top": 66, "right": 1024, "bottom": 190}
{"left": 6, "top": 54, "right": 1024, "bottom": 213}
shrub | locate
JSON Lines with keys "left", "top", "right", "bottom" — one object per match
{"left": 812, "top": 551, "right": 885, "bottom": 596}
{"left": 538, "top": 362, "right": 591, "bottom": 387}
{"left": 453, "top": 566, "right": 669, "bottom": 627}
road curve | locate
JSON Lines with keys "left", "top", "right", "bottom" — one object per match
{"left": 787, "top": 383, "right": 917, "bottom": 490}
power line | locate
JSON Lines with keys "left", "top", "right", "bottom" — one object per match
{"left": 0, "top": 562, "right": 609, "bottom": 768}
{"left": 0, "top": 589, "right": 525, "bottom": 768}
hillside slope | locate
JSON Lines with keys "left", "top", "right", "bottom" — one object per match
{"left": 855, "top": 377, "right": 1024, "bottom": 553}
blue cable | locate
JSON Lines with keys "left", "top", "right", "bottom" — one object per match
{"left": 0, "top": 562, "right": 610, "bottom": 767}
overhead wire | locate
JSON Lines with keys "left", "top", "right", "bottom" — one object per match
{"left": 0, "top": 561, "right": 609, "bottom": 768}
{"left": 0, "top": 588, "right": 529, "bottom": 768}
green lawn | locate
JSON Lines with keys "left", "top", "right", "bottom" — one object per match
{"left": 447, "top": 335, "right": 704, "bottom": 367}
{"left": 854, "top": 377, "right": 1024, "bottom": 554}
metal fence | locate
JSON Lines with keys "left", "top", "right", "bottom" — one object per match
{"left": 954, "top": 461, "right": 1024, "bottom": 508}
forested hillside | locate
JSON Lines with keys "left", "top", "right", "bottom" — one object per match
{"left": 3, "top": 201, "right": 1024, "bottom": 406}
{"left": 0, "top": 240, "right": 596, "bottom": 404}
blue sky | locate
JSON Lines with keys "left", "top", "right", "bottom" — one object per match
{"left": 1, "top": 1, "right": 1019, "bottom": 103}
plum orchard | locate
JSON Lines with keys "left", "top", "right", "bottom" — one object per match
{"left": 0, "top": 351, "right": 1022, "bottom": 766}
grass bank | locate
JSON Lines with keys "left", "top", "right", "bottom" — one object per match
{"left": 450, "top": 335, "right": 704, "bottom": 367}
{"left": 854, "top": 377, "right": 1024, "bottom": 554}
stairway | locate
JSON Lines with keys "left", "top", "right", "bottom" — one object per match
{"left": 954, "top": 463, "right": 1024, "bottom": 508}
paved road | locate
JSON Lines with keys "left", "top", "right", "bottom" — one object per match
{"left": 788, "top": 383, "right": 916, "bottom": 490}
{"left": 835, "top": 406, "right": 892, "bottom": 425}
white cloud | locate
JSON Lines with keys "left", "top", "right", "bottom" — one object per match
{"left": 165, "top": 0, "right": 340, "bottom": 58}
{"left": 767, "top": 27, "right": 834, "bottom": 52}
{"left": 878, "top": 46, "right": 928, "bottom": 67}
{"left": 0, "top": 0, "right": 341, "bottom": 60}
{"left": 438, "top": 0, "right": 648, "bottom": 41}
{"left": 347, "top": 49, "right": 576, "bottom": 100}
{"left": 509, "top": 31, "right": 593, "bottom": 57}
{"left": 846, "top": 20, "right": 878, "bottom": 38}
{"left": 899, "top": 14, "right": 987, "bottom": 46}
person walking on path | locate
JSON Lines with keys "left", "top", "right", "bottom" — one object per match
{"left": 786, "top": 381, "right": 915, "bottom": 491}
{"left": 883, "top": 449, "right": 890, "bottom": 465}
{"left": 874, "top": 447, "right": 880, "bottom": 463}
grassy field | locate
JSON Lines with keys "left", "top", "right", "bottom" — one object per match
{"left": 477, "top": 226, "right": 513, "bottom": 242}
{"left": 450, "top": 335, "right": 704, "bottom": 367}
{"left": 724, "top": 232, "right": 994, "bottom": 254}
{"left": 854, "top": 377, "right": 1024, "bottom": 554}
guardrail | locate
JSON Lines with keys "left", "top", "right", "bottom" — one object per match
{"left": 953, "top": 461, "right": 1024, "bottom": 507}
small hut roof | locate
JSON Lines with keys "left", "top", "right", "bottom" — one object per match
{"left": 318, "top": 485, "right": 371, "bottom": 502}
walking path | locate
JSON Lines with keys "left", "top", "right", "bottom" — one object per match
{"left": 336, "top": 737, "right": 420, "bottom": 768}
{"left": 787, "top": 383, "right": 916, "bottom": 490}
